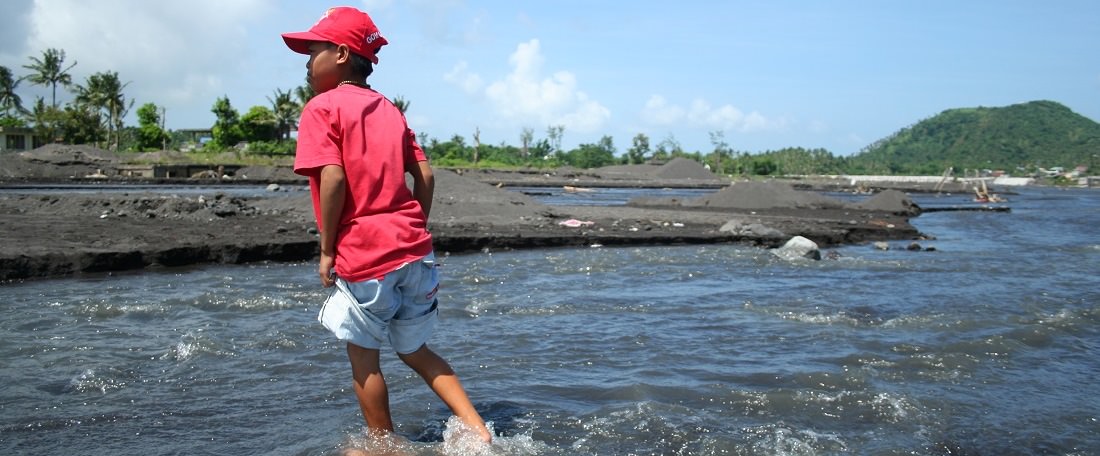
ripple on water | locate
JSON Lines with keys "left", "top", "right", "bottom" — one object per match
{"left": 64, "top": 366, "right": 137, "bottom": 394}
{"left": 160, "top": 330, "right": 235, "bottom": 362}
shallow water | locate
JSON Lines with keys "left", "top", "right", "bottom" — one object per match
{"left": 2, "top": 187, "right": 1098, "bottom": 455}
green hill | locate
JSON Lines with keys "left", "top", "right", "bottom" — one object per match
{"left": 850, "top": 100, "right": 1100, "bottom": 175}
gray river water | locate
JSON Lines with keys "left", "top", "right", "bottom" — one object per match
{"left": 1, "top": 186, "right": 1098, "bottom": 455}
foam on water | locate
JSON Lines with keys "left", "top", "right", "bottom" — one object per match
{"left": 160, "top": 329, "right": 233, "bottom": 362}
{"left": 65, "top": 367, "right": 133, "bottom": 394}
{"left": 337, "top": 417, "right": 551, "bottom": 456}
{"left": 742, "top": 423, "right": 849, "bottom": 455}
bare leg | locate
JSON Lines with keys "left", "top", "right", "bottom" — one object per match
{"left": 398, "top": 345, "right": 491, "bottom": 443}
{"left": 347, "top": 343, "right": 395, "bottom": 433}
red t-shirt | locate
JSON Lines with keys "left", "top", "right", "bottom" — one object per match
{"left": 293, "top": 85, "right": 433, "bottom": 282}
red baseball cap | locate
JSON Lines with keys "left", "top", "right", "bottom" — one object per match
{"left": 282, "top": 7, "right": 388, "bottom": 64}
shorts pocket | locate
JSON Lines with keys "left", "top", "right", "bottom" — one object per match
{"left": 415, "top": 254, "right": 441, "bottom": 304}
{"left": 318, "top": 279, "right": 389, "bottom": 348}
{"left": 389, "top": 301, "right": 439, "bottom": 354}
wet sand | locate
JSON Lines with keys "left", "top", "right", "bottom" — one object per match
{"left": 0, "top": 148, "right": 928, "bottom": 281}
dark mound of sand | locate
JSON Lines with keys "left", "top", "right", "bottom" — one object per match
{"left": 431, "top": 169, "right": 553, "bottom": 224}
{"left": 235, "top": 165, "right": 300, "bottom": 181}
{"left": 596, "top": 158, "right": 720, "bottom": 181}
{"left": 594, "top": 163, "right": 660, "bottom": 178}
{"left": 853, "top": 189, "right": 921, "bottom": 215}
{"left": 19, "top": 144, "right": 120, "bottom": 165}
{"left": 631, "top": 182, "right": 921, "bottom": 214}
{"left": 684, "top": 181, "right": 848, "bottom": 210}
{"left": 1, "top": 144, "right": 119, "bottom": 179}
{"left": 653, "top": 157, "right": 720, "bottom": 180}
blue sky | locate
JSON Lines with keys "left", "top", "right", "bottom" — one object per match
{"left": 1, "top": 0, "right": 1097, "bottom": 156}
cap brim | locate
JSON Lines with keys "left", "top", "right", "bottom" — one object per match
{"left": 282, "top": 31, "right": 325, "bottom": 55}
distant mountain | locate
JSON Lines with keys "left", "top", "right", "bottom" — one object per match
{"left": 850, "top": 100, "right": 1100, "bottom": 175}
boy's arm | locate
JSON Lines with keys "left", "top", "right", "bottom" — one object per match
{"left": 406, "top": 159, "right": 434, "bottom": 219}
{"left": 318, "top": 164, "right": 346, "bottom": 287}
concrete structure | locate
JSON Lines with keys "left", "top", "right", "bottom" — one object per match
{"left": 116, "top": 163, "right": 242, "bottom": 179}
{"left": 0, "top": 126, "right": 36, "bottom": 152}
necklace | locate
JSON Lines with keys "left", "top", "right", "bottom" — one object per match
{"left": 338, "top": 80, "right": 368, "bottom": 88}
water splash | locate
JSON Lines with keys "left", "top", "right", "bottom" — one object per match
{"left": 338, "top": 417, "right": 548, "bottom": 456}
{"left": 743, "top": 423, "right": 849, "bottom": 455}
{"left": 65, "top": 368, "right": 129, "bottom": 394}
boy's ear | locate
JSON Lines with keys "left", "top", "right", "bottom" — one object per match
{"left": 335, "top": 43, "right": 352, "bottom": 64}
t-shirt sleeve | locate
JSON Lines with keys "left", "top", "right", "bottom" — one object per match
{"left": 404, "top": 127, "right": 427, "bottom": 163}
{"left": 293, "top": 100, "right": 343, "bottom": 176}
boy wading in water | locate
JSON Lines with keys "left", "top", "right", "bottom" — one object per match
{"left": 282, "top": 7, "right": 492, "bottom": 443}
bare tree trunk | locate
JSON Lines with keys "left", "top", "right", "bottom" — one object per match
{"left": 472, "top": 127, "right": 480, "bottom": 164}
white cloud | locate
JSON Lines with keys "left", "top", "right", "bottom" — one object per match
{"left": 642, "top": 95, "right": 785, "bottom": 133}
{"left": 443, "top": 61, "right": 483, "bottom": 94}
{"left": 10, "top": 0, "right": 266, "bottom": 112}
{"left": 453, "top": 39, "right": 610, "bottom": 132}
{"left": 641, "top": 95, "right": 685, "bottom": 125}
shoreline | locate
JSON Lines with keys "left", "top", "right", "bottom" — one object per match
{"left": 0, "top": 181, "right": 924, "bottom": 282}
{"left": 0, "top": 149, "right": 962, "bottom": 281}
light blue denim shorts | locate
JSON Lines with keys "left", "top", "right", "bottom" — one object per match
{"left": 318, "top": 252, "right": 440, "bottom": 354}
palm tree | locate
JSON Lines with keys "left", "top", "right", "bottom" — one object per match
{"left": 0, "top": 66, "right": 27, "bottom": 117}
{"left": 294, "top": 82, "right": 315, "bottom": 107}
{"left": 22, "top": 48, "right": 77, "bottom": 108}
{"left": 75, "top": 71, "right": 131, "bottom": 150}
{"left": 267, "top": 88, "right": 299, "bottom": 141}
{"left": 392, "top": 95, "right": 410, "bottom": 115}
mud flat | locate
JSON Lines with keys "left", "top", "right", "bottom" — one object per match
{"left": 0, "top": 147, "right": 926, "bottom": 281}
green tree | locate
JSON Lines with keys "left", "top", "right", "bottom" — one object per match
{"left": 425, "top": 134, "right": 472, "bottom": 164}
{"left": 626, "top": 133, "right": 650, "bottom": 165}
{"left": 294, "top": 83, "right": 315, "bottom": 106}
{"left": 22, "top": 48, "right": 77, "bottom": 108}
{"left": 60, "top": 103, "right": 102, "bottom": 145}
{"left": 240, "top": 105, "right": 277, "bottom": 142}
{"left": 751, "top": 157, "right": 778, "bottom": 175}
{"left": 75, "top": 71, "right": 131, "bottom": 150}
{"left": 653, "top": 134, "right": 682, "bottom": 161}
{"left": 530, "top": 138, "right": 552, "bottom": 161}
{"left": 564, "top": 135, "right": 616, "bottom": 168}
{"left": 28, "top": 97, "right": 63, "bottom": 143}
{"left": 135, "top": 103, "right": 169, "bottom": 151}
{"left": 0, "top": 66, "right": 27, "bottom": 117}
{"left": 210, "top": 96, "right": 243, "bottom": 149}
{"left": 267, "top": 88, "right": 298, "bottom": 141}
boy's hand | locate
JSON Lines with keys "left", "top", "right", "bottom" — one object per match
{"left": 319, "top": 252, "right": 336, "bottom": 287}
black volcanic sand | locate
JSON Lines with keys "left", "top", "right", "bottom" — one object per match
{"left": 0, "top": 146, "right": 926, "bottom": 280}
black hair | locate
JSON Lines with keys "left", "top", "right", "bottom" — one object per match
{"left": 349, "top": 51, "right": 374, "bottom": 79}
{"left": 325, "top": 42, "right": 374, "bottom": 80}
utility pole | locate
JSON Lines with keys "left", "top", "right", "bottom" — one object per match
{"left": 472, "top": 127, "right": 480, "bottom": 164}
{"left": 160, "top": 106, "right": 167, "bottom": 151}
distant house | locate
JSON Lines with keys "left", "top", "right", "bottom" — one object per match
{"left": 177, "top": 128, "right": 213, "bottom": 151}
{"left": 0, "top": 126, "right": 37, "bottom": 153}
